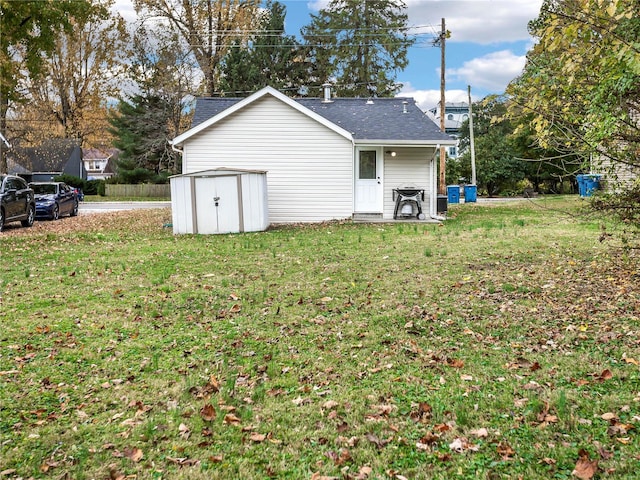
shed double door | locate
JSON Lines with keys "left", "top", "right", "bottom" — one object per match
{"left": 194, "top": 176, "right": 240, "bottom": 234}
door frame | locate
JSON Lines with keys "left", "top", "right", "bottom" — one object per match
{"left": 354, "top": 146, "right": 384, "bottom": 213}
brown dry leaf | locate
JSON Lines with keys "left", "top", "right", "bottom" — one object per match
{"left": 598, "top": 369, "right": 613, "bottom": 382}
{"left": 366, "top": 433, "right": 390, "bottom": 449}
{"left": 208, "top": 375, "right": 220, "bottom": 393}
{"left": 229, "top": 303, "right": 242, "bottom": 314}
{"left": 167, "top": 457, "right": 200, "bottom": 466}
{"left": 572, "top": 450, "right": 598, "bottom": 479}
{"left": 322, "top": 400, "right": 339, "bottom": 410}
{"left": 447, "top": 358, "right": 465, "bottom": 368}
{"left": 224, "top": 413, "right": 242, "bottom": 425}
{"left": 310, "top": 473, "right": 338, "bottom": 480}
{"left": 497, "top": 441, "right": 516, "bottom": 459}
{"left": 123, "top": 447, "right": 143, "bottom": 463}
{"left": 178, "top": 423, "right": 191, "bottom": 439}
{"left": 200, "top": 403, "right": 216, "bottom": 422}
{"left": 470, "top": 428, "right": 489, "bottom": 438}
{"left": 109, "top": 468, "right": 126, "bottom": 480}
{"left": 355, "top": 465, "right": 373, "bottom": 479}
{"left": 249, "top": 432, "right": 266, "bottom": 442}
{"left": 623, "top": 357, "right": 639, "bottom": 366}
{"left": 449, "top": 437, "right": 478, "bottom": 453}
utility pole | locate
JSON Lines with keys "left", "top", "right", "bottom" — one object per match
{"left": 468, "top": 85, "right": 476, "bottom": 185}
{"left": 438, "top": 18, "right": 447, "bottom": 196}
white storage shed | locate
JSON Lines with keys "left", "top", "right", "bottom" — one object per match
{"left": 170, "top": 168, "right": 268, "bottom": 234}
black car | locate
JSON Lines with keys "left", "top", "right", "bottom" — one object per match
{"left": 0, "top": 175, "right": 36, "bottom": 231}
{"left": 29, "top": 182, "right": 79, "bottom": 220}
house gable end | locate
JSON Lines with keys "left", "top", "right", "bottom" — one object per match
{"left": 172, "top": 86, "right": 353, "bottom": 146}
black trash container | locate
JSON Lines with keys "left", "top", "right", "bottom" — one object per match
{"left": 437, "top": 195, "right": 448, "bottom": 215}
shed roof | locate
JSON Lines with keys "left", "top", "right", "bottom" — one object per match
{"left": 177, "top": 86, "right": 455, "bottom": 146}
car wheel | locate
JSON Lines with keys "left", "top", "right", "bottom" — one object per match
{"left": 70, "top": 201, "right": 78, "bottom": 217}
{"left": 52, "top": 204, "right": 59, "bottom": 220}
{"left": 21, "top": 205, "right": 35, "bottom": 227}
{"left": 0, "top": 208, "right": 4, "bottom": 232}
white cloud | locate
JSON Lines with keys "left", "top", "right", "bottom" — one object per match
{"left": 406, "top": 0, "right": 542, "bottom": 44}
{"left": 398, "top": 83, "right": 470, "bottom": 112}
{"left": 113, "top": 0, "right": 137, "bottom": 23}
{"left": 448, "top": 50, "right": 526, "bottom": 91}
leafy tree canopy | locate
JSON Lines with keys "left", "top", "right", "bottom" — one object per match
{"left": 108, "top": 95, "right": 180, "bottom": 183}
{"left": 219, "top": 1, "right": 306, "bottom": 96}
{"left": 302, "top": 0, "right": 414, "bottom": 97}
{"left": 133, "top": 0, "right": 261, "bottom": 96}
{"left": 507, "top": 0, "right": 639, "bottom": 174}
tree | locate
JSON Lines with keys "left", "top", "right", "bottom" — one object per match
{"left": 301, "top": 0, "right": 414, "bottom": 97}
{"left": 451, "top": 96, "right": 528, "bottom": 196}
{"left": 507, "top": 0, "right": 639, "bottom": 182}
{"left": 16, "top": 0, "right": 128, "bottom": 146}
{"left": 219, "top": 1, "right": 306, "bottom": 96}
{"left": 0, "top": 0, "right": 93, "bottom": 172}
{"left": 133, "top": 0, "right": 261, "bottom": 96}
{"left": 127, "top": 25, "right": 198, "bottom": 145}
{"left": 108, "top": 95, "right": 180, "bottom": 182}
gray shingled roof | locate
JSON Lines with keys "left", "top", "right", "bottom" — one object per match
{"left": 191, "top": 95, "right": 453, "bottom": 143}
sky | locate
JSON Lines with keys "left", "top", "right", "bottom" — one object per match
{"left": 114, "top": 0, "right": 543, "bottom": 111}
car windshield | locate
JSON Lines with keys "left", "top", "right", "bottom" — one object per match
{"left": 32, "top": 184, "right": 57, "bottom": 195}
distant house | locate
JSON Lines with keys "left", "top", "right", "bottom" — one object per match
{"left": 83, "top": 147, "right": 118, "bottom": 180}
{"left": 170, "top": 86, "right": 456, "bottom": 223}
{"left": 428, "top": 102, "right": 469, "bottom": 159}
{"left": 8, "top": 138, "right": 86, "bottom": 182}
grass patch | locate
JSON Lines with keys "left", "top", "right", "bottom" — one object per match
{"left": 1, "top": 198, "right": 639, "bottom": 479}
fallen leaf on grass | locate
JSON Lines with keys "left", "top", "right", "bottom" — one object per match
{"left": 449, "top": 437, "right": 478, "bottom": 453}
{"left": 366, "top": 433, "right": 390, "bottom": 449}
{"left": 354, "top": 466, "right": 372, "bottom": 479}
{"left": 200, "top": 403, "right": 216, "bottom": 422}
{"left": 572, "top": 449, "right": 598, "bottom": 479}
{"left": 470, "top": 428, "right": 489, "bottom": 438}
{"left": 178, "top": 423, "right": 191, "bottom": 439}
{"left": 167, "top": 457, "right": 200, "bottom": 466}
{"left": 324, "top": 448, "right": 351, "bottom": 465}
{"left": 497, "top": 441, "right": 516, "bottom": 459}
{"left": 224, "top": 413, "right": 242, "bottom": 425}
{"left": 310, "top": 473, "right": 338, "bottom": 480}
{"left": 249, "top": 432, "right": 266, "bottom": 442}
{"left": 123, "top": 447, "right": 143, "bottom": 462}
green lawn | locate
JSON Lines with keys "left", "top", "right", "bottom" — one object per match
{"left": 1, "top": 197, "right": 638, "bottom": 479}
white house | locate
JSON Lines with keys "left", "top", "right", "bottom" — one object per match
{"left": 170, "top": 86, "right": 456, "bottom": 224}
{"left": 428, "top": 102, "right": 469, "bottom": 159}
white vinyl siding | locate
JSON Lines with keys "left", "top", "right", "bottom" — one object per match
{"left": 383, "top": 148, "right": 435, "bottom": 219}
{"left": 182, "top": 96, "right": 353, "bottom": 223}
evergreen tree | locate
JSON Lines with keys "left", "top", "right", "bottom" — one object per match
{"left": 219, "top": 1, "right": 306, "bottom": 96}
{"left": 107, "top": 95, "right": 179, "bottom": 183}
{"left": 301, "top": 0, "right": 414, "bottom": 97}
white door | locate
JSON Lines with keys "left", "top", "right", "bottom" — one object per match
{"left": 195, "top": 176, "right": 240, "bottom": 234}
{"left": 355, "top": 148, "right": 383, "bottom": 212}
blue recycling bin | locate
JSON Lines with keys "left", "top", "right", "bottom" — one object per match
{"left": 577, "top": 174, "right": 601, "bottom": 197}
{"left": 447, "top": 185, "right": 460, "bottom": 204}
{"left": 584, "top": 174, "right": 601, "bottom": 196}
{"left": 464, "top": 184, "right": 477, "bottom": 203}
{"left": 576, "top": 174, "right": 586, "bottom": 196}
